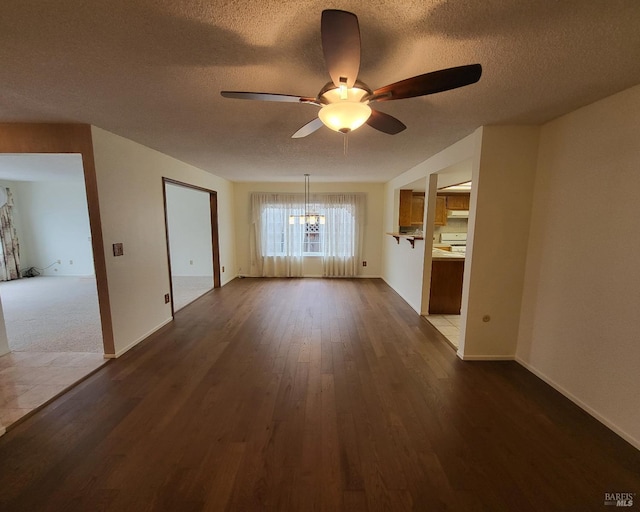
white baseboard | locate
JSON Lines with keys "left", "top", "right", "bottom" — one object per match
{"left": 457, "top": 352, "right": 515, "bottom": 361}
{"left": 106, "top": 317, "right": 173, "bottom": 359}
{"left": 516, "top": 356, "right": 640, "bottom": 451}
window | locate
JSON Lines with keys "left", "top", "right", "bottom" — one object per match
{"left": 303, "top": 216, "right": 324, "bottom": 255}
{"left": 262, "top": 206, "right": 353, "bottom": 257}
{"left": 260, "top": 206, "right": 329, "bottom": 256}
{"left": 258, "top": 206, "right": 287, "bottom": 256}
{"left": 252, "top": 192, "right": 364, "bottom": 277}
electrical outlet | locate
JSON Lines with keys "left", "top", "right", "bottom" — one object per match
{"left": 113, "top": 243, "right": 124, "bottom": 257}
{"left": 189, "top": 260, "right": 193, "bottom": 265}
{"left": 362, "top": 261, "right": 367, "bottom": 267}
{"left": 69, "top": 260, "right": 73, "bottom": 265}
{"left": 222, "top": 266, "right": 225, "bottom": 272}
{"left": 164, "top": 293, "right": 170, "bottom": 304}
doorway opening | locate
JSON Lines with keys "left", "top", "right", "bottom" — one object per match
{"left": 0, "top": 153, "right": 107, "bottom": 430}
{"left": 162, "top": 178, "right": 220, "bottom": 315}
{"left": 423, "top": 162, "right": 473, "bottom": 350}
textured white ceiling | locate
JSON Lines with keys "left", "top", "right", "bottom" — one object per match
{"left": 1, "top": 0, "right": 639, "bottom": 183}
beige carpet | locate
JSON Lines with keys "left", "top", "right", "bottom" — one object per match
{"left": 0, "top": 276, "right": 103, "bottom": 353}
{"left": 172, "top": 275, "right": 214, "bottom": 311}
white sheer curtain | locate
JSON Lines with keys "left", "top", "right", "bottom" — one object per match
{"left": 251, "top": 192, "right": 365, "bottom": 278}
{"left": 0, "top": 188, "right": 21, "bottom": 281}
{"left": 321, "top": 193, "right": 365, "bottom": 277}
{"left": 251, "top": 193, "right": 304, "bottom": 277}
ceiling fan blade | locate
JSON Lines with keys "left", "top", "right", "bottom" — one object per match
{"left": 321, "top": 10, "right": 361, "bottom": 88}
{"left": 291, "top": 117, "right": 324, "bottom": 138}
{"left": 371, "top": 64, "right": 482, "bottom": 102}
{"left": 221, "top": 91, "right": 316, "bottom": 103}
{"left": 366, "top": 110, "right": 406, "bottom": 135}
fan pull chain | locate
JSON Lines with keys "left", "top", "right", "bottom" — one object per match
{"left": 343, "top": 132, "right": 349, "bottom": 156}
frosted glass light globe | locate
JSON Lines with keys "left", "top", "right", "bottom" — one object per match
{"left": 318, "top": 102, "right": 372, "bottom": 133}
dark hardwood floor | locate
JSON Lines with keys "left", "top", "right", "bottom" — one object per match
{"left": 0, "top": 278, "right": 638, "bottom": 511}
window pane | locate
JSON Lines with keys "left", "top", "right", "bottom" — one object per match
{"left": 303, "top": 216, "right": 324, "bottom": 254}
{"left": 259, "top": 201, "right": 358, "bottom": 258}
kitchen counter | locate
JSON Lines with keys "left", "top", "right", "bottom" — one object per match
{"left": 432, "top": 248, "right": 465, "bottom": 260}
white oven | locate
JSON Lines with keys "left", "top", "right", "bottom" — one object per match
{"left": 440, "top": 232, "right": 467, "bottom": 253}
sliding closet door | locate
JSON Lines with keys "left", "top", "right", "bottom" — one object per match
{"left": 163, "top": 180, "right": 219, "bottom": 313}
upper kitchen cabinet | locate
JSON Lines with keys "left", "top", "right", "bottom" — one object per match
{"left": 445, "top": 194, "right": 470, "bottom": 210}
{"left": 410, "top": 194, "right": 425, "bottom": 225}
{"left": 399, "top": 190, "right": 413, "bottom": 227}
{"left": 399, "top": 190, "right": 425, "bottom": 231}
{"left": 435, "top": 196, "right": 447, "bottom": 226}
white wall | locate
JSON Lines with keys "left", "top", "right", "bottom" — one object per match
{"left": 91, "top": 126, "right": 235, "bottom": 357}
{"left": 233, "top": 181, "right": 384, "bottom": 278}
{"left": 516, "top": 85, "right": 640, "bottom": 448}
{"left": 459, "top": 126, "right": 540, "bottom": 359}
{"left": 11, "top": 180, "right": 94, "bottom": 276}
{"left": 382, "top": 135, "right": 476, "bottom": 312}
{"left": 165, "top": 183, "right": 213, "bottom": 277}
{"left": 436, "top": 160, "right": 473, "bottom": 189}
{"left": 382, "top": 127, "right": 539, "bottom": 359}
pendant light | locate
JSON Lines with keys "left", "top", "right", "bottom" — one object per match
{"left": 289, "top": 174, "right": 325, "bottom": 225}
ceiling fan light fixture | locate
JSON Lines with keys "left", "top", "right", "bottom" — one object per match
{"left": 221, "top": 10, "right": 482, "bottom": 139}
{"left": 318, "top": 101, "right": 372, "bottom": 133}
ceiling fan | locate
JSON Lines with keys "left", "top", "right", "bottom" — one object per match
{"left": 221, "top": 9, "right": 482, "bottom": 138}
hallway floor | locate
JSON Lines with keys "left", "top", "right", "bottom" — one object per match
{"left": 0, "top": 351, "right": 107, "bottom": 433}
{"left": 424, "top": 314, "right": 461, "bottom": 348}
{"left": 1, "top": 278, "right": 638, "bottom": 511}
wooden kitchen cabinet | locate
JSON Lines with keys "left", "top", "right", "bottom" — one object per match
{"left": 446, "top": 194, "right": 470, "bottom": 210}
{"left": 399, "top": 190, "right": 425, "bottom": 228}
{"left": 410, "top": 193, "right": 425, "bottom": 225}
{"left": 429, "top": 259, "right": 464, "bottom": 314}
{"left": 399, "top": 189, "right": 413, "bottom": 227}
{"left": 434, "top": 196, "right": 447, "bottom": 226}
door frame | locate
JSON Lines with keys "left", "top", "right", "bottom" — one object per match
{"left": 162, "top": 177, "right": 221, "bottom": 316}
{"left": 0, "top": 123, "right": 115, "bottom": 356}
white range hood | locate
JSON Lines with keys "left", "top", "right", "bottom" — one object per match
{"left": 447, "top": 210, "right": 469, "bottom": 218}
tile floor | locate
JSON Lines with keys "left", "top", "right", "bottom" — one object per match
{"left": 424, "top": 314, "right": 461, "bottom": 349}
{"left": 0, "top": 351, "right": 108, "bottom": 433}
